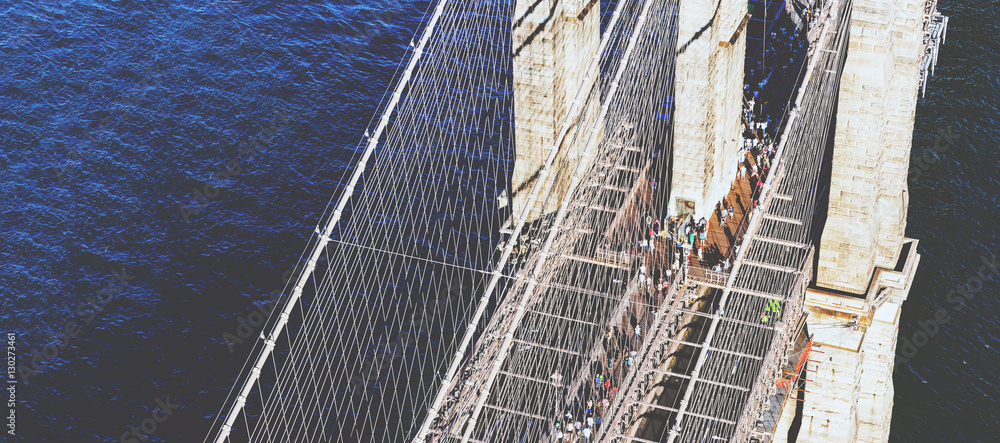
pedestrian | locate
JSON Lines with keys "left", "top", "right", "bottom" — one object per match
{"left": 721, "top": 210, "right": 727, "bottom": 224}
{"left": 583, "top": 427, "right": 592, "bottom": 442}
{"left": 728, "top": 205, "right": 735, "bottom": 222}
{"left": 700, "top": 230, "right": 706, "bottom": 244}
{"left": 587, "top": 415, "right": 595, "bottom": 428}
{"left": 635, "top": 325, "right": 641, "bottom": 338}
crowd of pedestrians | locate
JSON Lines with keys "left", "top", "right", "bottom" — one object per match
{"left": 548, "top": 6, "right": 812, "bottom": 440}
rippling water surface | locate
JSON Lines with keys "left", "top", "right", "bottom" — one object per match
{"left": 891, "top": 1, "right": 1000, "bottom": 441}
{"left": 0, "top": 0, "right": 996, "bottom": 441}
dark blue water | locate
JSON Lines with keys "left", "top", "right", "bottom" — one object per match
{"left": 891, "top": 1, "right": 1000, "bottom": 441}
{"left": 1, "top": 0, "right": 427, "bottom": 440}
{"left": 0, "top": 0, "right": 996, "bottom": 441}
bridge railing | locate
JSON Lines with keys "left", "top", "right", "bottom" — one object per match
{"left": 596, "top": 274, "right": 688, "bottom": 442}
{"left": 685, "top": 265, "right": 729, "bottom": 287}
{"left": 595, "top": 246, "right": 635, "bottom": 268}
{"left": 732, "top": 247, "right": 813, "bottom": 442}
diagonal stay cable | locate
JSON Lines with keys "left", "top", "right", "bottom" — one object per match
{"left": 457, "top": 0, "right": 662, "bottom": 440}
{"left": 211, "top": 0, "right": 454, "bottom": 439}
{"left": 411, "top": 1, "right": 640, "bottom": 440}
{"left": 663, "top": 1, "right": 846, "bottom": 440}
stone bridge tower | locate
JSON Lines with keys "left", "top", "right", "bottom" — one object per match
{"left": 668, "top": 0, "right": 749, "bottom": 220}
{"left": 509, "top": 0, "right": 750, "bottom": 225}
{"left": 507, "top": 0, "right": 601, "bottom": 223}
{"left": 791, "top": 0, "right": 931, "bottom": 441}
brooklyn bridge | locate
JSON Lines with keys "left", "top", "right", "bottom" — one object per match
{"left": 204, "top": 0, "right": 945, "bottom": 441}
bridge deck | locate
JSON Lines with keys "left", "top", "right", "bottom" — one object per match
{"left": 650, "top": 148, "right": 762, "bottom": 289}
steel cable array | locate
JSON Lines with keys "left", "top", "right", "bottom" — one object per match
{"left": 206, "top": 0, "right": 856, "bottom": 441}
